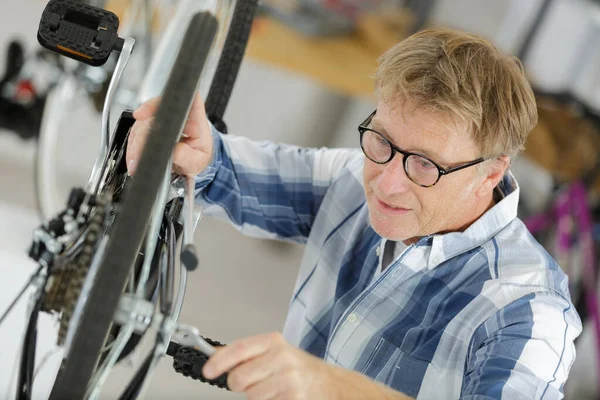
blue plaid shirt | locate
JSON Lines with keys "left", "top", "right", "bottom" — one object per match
{"left": 195, "top": 127, "right": 581, "bottom": 399}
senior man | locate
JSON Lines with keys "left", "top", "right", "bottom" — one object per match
{"left": 127, "top": 27, "right": 581, "bottom": 399}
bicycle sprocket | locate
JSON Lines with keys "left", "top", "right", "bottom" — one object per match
{"left": 46, "top": 199, "right": 108, "bottom": 344}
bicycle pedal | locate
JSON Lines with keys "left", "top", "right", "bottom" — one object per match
{"left": 167, "top": 340, "right": 230, "bottom": 390}
{"left": 38, "top": 0, "right": 123, "bottom": 66}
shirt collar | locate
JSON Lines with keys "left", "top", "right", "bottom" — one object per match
{"left": 427, "top": 171, "right": 520, "bottom": 269}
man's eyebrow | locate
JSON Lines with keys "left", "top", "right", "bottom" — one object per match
{"left": 370, "top": 119, "right": 445, "bottom": 163}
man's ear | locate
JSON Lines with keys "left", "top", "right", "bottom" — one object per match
{"left": 476, "top": 155, "right": 510, "bottom": 197}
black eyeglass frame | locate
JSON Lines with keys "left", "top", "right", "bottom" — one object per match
{"left": 358, "top": 110, "right": 487, "bottom": 188}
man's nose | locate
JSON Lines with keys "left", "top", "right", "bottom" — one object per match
{"left": 375, "top": 154, "right": 412, "bottom": 194}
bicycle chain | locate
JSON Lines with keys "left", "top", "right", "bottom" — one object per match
{"left": 42, "top": 133, "right": 127, "bottom": 345}
{"left": 168, "top": 337, "right": 230, "bottom": 390}
{"left": 42, "top": 198, "right": 108, "bottom": 345}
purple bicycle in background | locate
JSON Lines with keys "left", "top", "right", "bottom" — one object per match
{"left": 523, "top": 92, "right": 600, "bottom": 394}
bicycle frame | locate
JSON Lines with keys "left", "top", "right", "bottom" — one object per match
{"left": 48, "top": 42, "right": 216, "bottom": 400}
{"left": 2, "top": 1, "right": 239, "bottom": 398}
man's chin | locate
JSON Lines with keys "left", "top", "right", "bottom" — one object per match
{"left": 369, "top": 213, "right": 414, "bottom": 241}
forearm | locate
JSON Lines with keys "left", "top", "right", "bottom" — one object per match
{"left": 327, "top": 364, "right": 414, "bottom": 400}
{"left": 196, "top": 125, "right": 360, "bottom": 242}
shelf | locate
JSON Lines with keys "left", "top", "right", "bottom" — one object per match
{"left": 103, "top": 0, "right": 412, "bottom": 98}
{"left": 246, "top": 12, "right": 412, "bottom": 98}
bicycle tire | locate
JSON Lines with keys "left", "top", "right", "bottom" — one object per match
{"left": 34, "top": 74, "right": 91, "bottom": 221}
{"left": 48, "top": 12, "right": 218, "bottom": 399}
{"left": 205, "top": 0, "right": 259, "bottom": 122}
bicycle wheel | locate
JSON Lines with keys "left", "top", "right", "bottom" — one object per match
{"left": 205, "top": 0, "right": 259, "bottom": 130}
{"left": 35, "top": 69, "right": 103, "bottom": 220}
{"left": 48, "top": 12, "right": 218, "bottom": 399}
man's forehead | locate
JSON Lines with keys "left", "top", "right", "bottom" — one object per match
{"left": 372, "top": 102, "right": 473, "bottom": 163}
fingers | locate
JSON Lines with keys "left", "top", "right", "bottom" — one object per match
{"left": 183, "top": 94, "right": 209, "bottom": 140}
{"left": 128, "top": 97, "right": 160, "bottom": 175}
{"left": 126, "top": 117, "right": 154, "bottom": 175}
{"left": 132, "top": 97, "right": 160, "bottom": 120}
{"left": 171, "top": 140, "right": 212, "bottom": 176}
{"left": 126, "top": 123, "right": 211, "bottom": 176}
{"left": 227, "top": 350, "right": 278, "bottom": 392}
{"left": 203, "top": 333, "right": 281, "bottom": 380}
{"left": 127, "top": 93, "right": 211, "bottom": 176}
{"left": 133, "top": 94, "right": 208, "bottom": 140}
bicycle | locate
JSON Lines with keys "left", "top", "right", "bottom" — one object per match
{"left": 0, "top": 0, "right": 259, "bottom": 398}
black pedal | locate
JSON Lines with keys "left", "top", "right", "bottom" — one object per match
{"left": 168, "top": 339, "right": 230, "bottom": 390}
{"left": 37, "top": 0, "right": 122, "bottom": 66}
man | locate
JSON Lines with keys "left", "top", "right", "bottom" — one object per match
{"left": 127, "top": 28, "right": 581, "bottom": 399}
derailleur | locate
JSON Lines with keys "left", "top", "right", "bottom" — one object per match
{"left": 29, "top": 187, "right": 101, "bottom": 268}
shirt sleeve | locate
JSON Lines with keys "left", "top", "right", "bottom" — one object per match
{"left": 460, "top": 292, "right": 582, "bottom": 400}
{"left": 194, "top": 123, "right": 362, "bottom": 243}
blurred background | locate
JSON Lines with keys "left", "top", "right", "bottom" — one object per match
{"left": 0, "top": 0, "right": 599, "bottom": 398}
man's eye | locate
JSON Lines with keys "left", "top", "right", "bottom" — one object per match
{"left": 418, "top": 158, "right": 435, "bottom": 169}
{"left": 376, "top": 136, "right": 388, "bottom": 146}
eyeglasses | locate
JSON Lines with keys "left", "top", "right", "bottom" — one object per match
{"left": 358, "top": 110, "right": 487, "bottom": 188}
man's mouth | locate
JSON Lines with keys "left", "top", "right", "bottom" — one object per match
{"left": 375, "top": 198, "right": 411, "bottom": 214}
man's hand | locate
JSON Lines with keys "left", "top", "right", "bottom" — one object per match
{"left": 202, "top": 332, "right": 414, "bottom": 400}
{"left": 203, "top": 332, "right": 330, "bottom": 399}
{"left": 126, "top": 93, "right": 213, "bottom": 176}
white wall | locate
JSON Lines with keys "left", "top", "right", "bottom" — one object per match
{"left": 429, "top": 0, "right": 600, "bottom": 109}
{"left": 524, "top": 0, "right": 598, "bottom": 92}
{"left": 432, "top": 0, "right": 515, "bottom": 43}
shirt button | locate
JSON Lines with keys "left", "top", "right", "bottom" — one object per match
{"left": 347, "top": 313, "right": 358, "bottom": 323}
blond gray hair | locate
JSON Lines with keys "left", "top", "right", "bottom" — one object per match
{"left": 374, "top": 27, "right": 538, "bottom": 159}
